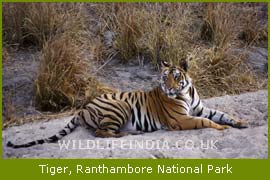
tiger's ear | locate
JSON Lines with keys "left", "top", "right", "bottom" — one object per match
{"left": 179, "top": 59, "right": 188, "bottom": 72}
{"left": 161, "top": 61, "right": 171, "bottom": 68}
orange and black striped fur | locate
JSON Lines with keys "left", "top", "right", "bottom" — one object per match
{"left": 7, "top": 60, "right": 248, "bottom": 148}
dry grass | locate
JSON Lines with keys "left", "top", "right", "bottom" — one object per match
{"left": 3, "top": 3, "right": 28, "bottom": 46}
{"left": 35, "top": 34, "right": 115, "bottom": 111}
{"left": 138, "top": 3, "right": 195, "bottom": 67}
{"left": 35, "top": 34, "right": 86, "bottom": 111}
{"left": 95, "top": 3, "right": 196, "bottom": 66}
{"left": 3, "top": 3, "right": 89, "bottom": 48}
{"left": 3, "top": 2, "right": 267, "bottom": 114}
{"left": 188, "top": 46, "right": 265, "bottom": 98}
{"left": 238, "top": 5, "right": 268, "bottom": 46}
{"left": 200, "top": 3, "right": 240, "bottom": 48}
{"left": 3, "top": 3, "right": 61, "bottom": 47}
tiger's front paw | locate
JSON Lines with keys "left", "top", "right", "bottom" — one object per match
{"left": 234, "top": 119, "right": 249, "bottom": 129}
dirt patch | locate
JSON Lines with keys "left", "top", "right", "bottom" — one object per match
{"left": 3, "top": 50, "right": 40, "bottom": 121}
{"left": 2, "top": 90, "right": 267, "bottom": 158}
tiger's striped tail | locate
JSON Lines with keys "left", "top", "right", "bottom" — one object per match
{"left": 6, "top": 116, "right": 80, "bottom": 149}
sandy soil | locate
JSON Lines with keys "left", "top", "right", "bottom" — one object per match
{"left": 2, "top": 46, "right": 268, "bottom": 159}
{"left": 2, "top": 90, "right": 267, "bottom": 159}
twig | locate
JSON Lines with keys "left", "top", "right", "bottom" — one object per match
{"left": 94, "top": 52, "right": 118, "bottom": 74}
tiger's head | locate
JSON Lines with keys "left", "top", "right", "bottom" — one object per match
{"left": 160, "top": 60, "right": 192, "bottom": 98}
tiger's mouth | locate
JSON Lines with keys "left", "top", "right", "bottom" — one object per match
{"left": 167, "top": 93, "right": 177, "bottom": 98}
{"left": 161, "top": 85, "right": 181, "bottom": 98}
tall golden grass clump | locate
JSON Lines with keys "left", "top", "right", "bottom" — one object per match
{"left": 139, "top": 3, "right": 195, "bottom": 66}
{"left": 238, "top": 5, "right": 268, "bottom": 46}
{"left": 35, "top": 34, "right": 115, "bottom": 111}
{"left": 96, "top": 3, "right": 196, "bottom": 66}
{"left": 3, "top": 3, "right": 28, "bottom": 46}
{"left": 107, "top": 3, "right": 144, "bottom": 61}
{"left": 200, "top": 3, "right": 240, "bottom": 48}
{"left": 3, "top": 3, "right": 89, "bottom": 48}
{"left": 35, "top": 35, "right": 87, "bottom": 111}
{"left": 188, "top": 46, "right": 264, "bottom": 98}
{"left": 3, "top": 3, "right": 62, "bottom": 47}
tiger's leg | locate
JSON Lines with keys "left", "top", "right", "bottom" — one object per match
{"left": 94, "top": 115, "right": 129, "bottom": 138}
{"left": 190, "top": 87, "right": 248, "bottom": 128}
{"left": 168, "top": 116, "right": 230, "bottom": 131}
{"left": 83, "top": 97, "right": 132, "bottom": 138}
{"left": 195, "top": 107, "right": 248, "bottom": 128}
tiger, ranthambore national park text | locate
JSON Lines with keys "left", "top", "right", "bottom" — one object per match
{"left": 7, "top": 60, "right": 248, "bottom": 148}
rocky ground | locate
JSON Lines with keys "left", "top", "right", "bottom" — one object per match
{"left": 2, "top": 90, "right": 268, "bottom": 158}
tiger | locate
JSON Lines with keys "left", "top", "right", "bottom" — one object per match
{"left": 7, "top": 60, "right": 248, "bottom": 148}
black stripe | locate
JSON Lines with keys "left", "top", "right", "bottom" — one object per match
{"left": 135, "top": 100, "right": 143, "bottom": 128}
{"left": 208, "top": 110, "right": 213, "bottom": 119}
{"left": 208, "top": 110, "right": 216, "bottom": 120}
{"left": 91, "top": 101, "right": 125, "bottom": 124}
{"left": 37, "top": 139, "right": 45, "bottom": 144}
{"left": 143, "top": 116, "right": 149, "bottom": 132}
{"left": 144, "top": 114, "right": 153, "bottom": 132}
{"left": 136, "top": 122, "right": 142, "bottom": 131}
{"left": 177, "top": 103, "right": 189, "bottom": 112}
{"left": 131, "top": 94, "right": 135, "bottom": 102}
{"left": 103, "top": 114, "right": 122, "bottom": 125}
{"left": 59, "top": 129, "right": 67, "bottom": 136}
{"left": 175, "top": 96, "right": 189, "bottom": 107}
{"left": 120, "top": 92, "right": 124, "bottom": 100}
{"left": 96, "top": 98, "right": 123, "bottom": 114}
{"left": 131, "top": 109, "right": 136, "bottom": 125}
{"left": 128, "top": 92, "right": 132, "bottom": 99}
{"left": 163, "top": 94, "right": 189, "bottom": 112}
{"left": 124, "top": 98, "right": 129, "bottom": 105}
{"left": 157, "top": 95, "right": 179, "bottom": 122}
{"left": 65, "top": 123, "right": 71, "bottom": 130}
{"left": 194, "top": 100, "right": 201, "bottom": 110}
{"left": 86, "top": 106, "right": 97, "bottom": 116}
{"left": 88, "top": 110, "right": 99, "bottom": 127}
{"left": 219, "top": 114, "right": 224, "bottom": 122}
{"left": 170, "top": 107, "right": 187, "bottom": 116}
{"left": 116, "top": 102, "right": 129, "bottom": 121}
{"left": 147, "top": 109, "right": 157, "bottom": 130}
{"left": 190, "top": 87, "right": 195, "bottom": 105}
{"left": 104, "top": 94, "right": 108, "bottom": 99}
{"left": 97, "top": 97, "right": 127, "bottom": 123}
{"left": 80, "top": 111, "right": 96, "bottom": 128}
{"left": 197, "top": 107, "right": 204, "bottom": 116}
{"left": 100, "top": 121, "right": 120, "bottom": 129}
{"left": 70, "top": 117, "right": 77, "bottom": 125}
{"left": 48, "top": 135, "right": 58, "bottom": 142}
{"left": 201, "top": 120, "right": 204, "bottom": 127}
